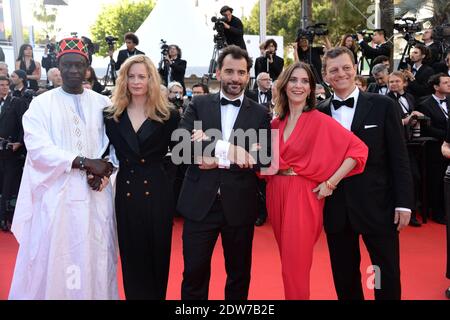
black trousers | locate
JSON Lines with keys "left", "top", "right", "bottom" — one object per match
{"left": 326, "top": 221, "right": 401, "bottom": 300}
{"left": 181, "top": 196, "right": 255, "bottom": 300}
{"left": 0, "top": 157, "right": 23, "bottom": 222}
{"left": 426, "top": 142, "right": 448, "bottom": 220}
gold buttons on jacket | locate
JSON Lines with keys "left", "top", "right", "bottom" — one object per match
{"left": 145, "top": 191, "right": 150, "bottom": 196}
{"left": 140, "top": 159, "right": 146, "bottom": 164}
{"left": 126, "top": 193, "right": 131, "bottom": 197}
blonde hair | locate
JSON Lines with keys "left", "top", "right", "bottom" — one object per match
{"left": 107, "top": 55, "right": 170, "bottom": 122}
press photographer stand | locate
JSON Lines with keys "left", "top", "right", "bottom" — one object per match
{"left": 104, "top": 55, "right": 117, "bottom": 86}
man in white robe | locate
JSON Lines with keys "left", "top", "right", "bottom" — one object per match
{"left": 8, "top": 38, "right": 118, "bottom": 300}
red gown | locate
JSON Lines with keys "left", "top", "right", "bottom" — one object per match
{"left": 265, "top": 109, "right": 368, "bottom": 300}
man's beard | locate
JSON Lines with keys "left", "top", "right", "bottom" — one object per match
{"left": 222, "top": 81, "right": 246, "bottom": 96}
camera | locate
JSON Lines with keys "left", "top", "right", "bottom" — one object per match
{"left": 105, "top": 36, "right": 118, "bottom": 50}
{"left": 394, "top": 17, "right": 422, "bottom": 44}
{"left": 0, "top": 137, "right": 13, "bottom": 159}
{"left": 46, "top": 43, "right": 56, "bottom": 52}
{"left": 160, "top": 39, "right": 169, "bottom": 56}
{"left": 353, "top": 30, "right": 374, "bottom": 42}
{"left": 296, "top": 23, "right": 328, "bottom": 43}
{"left": 433, "top": 23, "right": 450, "bottom": 47}
{"left": 211, "top": 16, "right": 227, "bottom": 49}
{"left": 169, "top": 93, "right": 184, "bottom": 109}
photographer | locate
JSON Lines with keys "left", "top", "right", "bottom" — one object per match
{"left": 254, "top": 39, "right": 284, "bottom": 82}
{"left": 167, "top": 81, "right": 184, "bottom": 113}
{"left": 41, "top": 36, "right": 58, "bottom": 78}
{"left": 420, "top": 28, "right": 442, "bottom": 67}
{"left": 0, "top": 76, "right": 28, "bottom": 231}
{"left": 113, "top": 32, "right": 145, "bottom": 71}
{"left": 219, "top": 5, "right": 246, "bottom": 50}
{"left": 404, "top": 44, "right": 435, "bottom": 99}
{"left": 293, "top": 32, "right": 331, "bottom": 82}
{"left": 158, "top": 45, "right": 187, "bottom": 90}
{"left": 357, "top": 29, "right": 392, "bottom": 68}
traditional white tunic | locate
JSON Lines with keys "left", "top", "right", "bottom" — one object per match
{"left": 9, "top": 88, "right": 119, "bottom": 300}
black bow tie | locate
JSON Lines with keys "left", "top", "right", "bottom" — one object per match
{"left": 440, "top": 99, "right": 448, "bottom": 105}
{"left": 379, "top": 85, "right": 387, "bottom": 89}
{"left": 332, "top": 97, "right": 354, "bottom": 110}
{"left": 220, "top": 97, "right": 241, "bottom": 107}
{"left": 396, "top": 93, "right": 406, "bottom": 99}
{"left": 412, "top": 67, "right": 418, "bottom": 73}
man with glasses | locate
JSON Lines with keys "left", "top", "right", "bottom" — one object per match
{"left": 247, "top": 72, "right": 272, "bottom": 108}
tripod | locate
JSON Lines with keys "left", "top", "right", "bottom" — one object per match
{"left": 397, "top": 35, "right": 417, "bottom": 70}
{"left": 205, "top": 35, "right": 227, "bottom": 84}
{"left": 104, "top": 55, "right": 117, "bottom": 87}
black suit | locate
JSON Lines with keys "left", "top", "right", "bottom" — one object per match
{"left": 177, "top": 93, "right": 271, "bottom": 299}
{"left": 158, "top": 57, "right": 187, "bottom": 89}
{"left": 246, "top": 89, "right": 272, "bottom": 107}
{"left": 115, "top": 48, "right": 145, "bottom": 71}
{"left": 254, "top": 55, "right": 284, "bottom": 82}
{"left": 367, "top": 83, "right": 389, "bottom": 95}
{"left": 417, "top": 95, "right": 449, "bottom": 221}
{"left": 318, "top": 91, "right": 413, "bottom": 300}
{"left": 224, "top": 16, "right": 246, "bottom": 50}
{"left": 406, "top": 64, "right": 435, "bottom": 100}
{"left": 0, "top": 95, "right": 28, "bottom": 224}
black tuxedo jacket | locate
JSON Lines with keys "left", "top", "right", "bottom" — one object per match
{"left": 254, "top": 55, "right": 284, "bottom": 81}
{"left": 406, "top": 64, "right": 435, "bottom": 99}
{"left": 367, "top": 83, "right": 389, "bottom": 95}
{"left": 417, "top": 95, "right": 449, "bottom": 141}
{"left": 387, "top": 91, "right": 416, "bottom": 117}
{"left": 246, "top": 89, "right": 272, "bottom": 107}
{"left": 115, "top": 48, "right": 145, "bottom": 71}
{"left": 0, "top": 95, "right": 28, "bottom": 156}
{"left": 318, "top": 91, "right": 413, "bottom": 234}
{"left": 176, "top": 93, "right": 271, "bottom": 226}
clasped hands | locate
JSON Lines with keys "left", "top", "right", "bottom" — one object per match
{"left": 83, "top": 158, "right": 114, "bottom": 192}
{"left": 191, "top": 129, "right": 258, "bottom": 169}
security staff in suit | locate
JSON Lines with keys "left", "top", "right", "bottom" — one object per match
{"left": 113, "top": 32, "right": 145, "bottom": 71}
{"left": 318, "top": 47, "right": 413, "bottom": 300}
{"left": 176, "top": 45, "right": 271, "bottom": 300}
{"left": 0, "top": 76, "right": 28, "bottom": 231}
{"left": 404, "top": 44, "right": 435, "bottom": 100}
{"left": 416, "top": 73, "right": 450, "bottom": 225}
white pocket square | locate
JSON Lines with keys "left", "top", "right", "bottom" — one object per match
{"left": 364, "top": 125, "right": 378, "bottom": 129}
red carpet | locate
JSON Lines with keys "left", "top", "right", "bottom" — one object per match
{"left": 1, "top": 217, "right": 448, "bottom": 300}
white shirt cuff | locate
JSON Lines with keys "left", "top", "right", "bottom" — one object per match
{"left": 215, "top": 140, "right": 231, "bottom": 169}
{"left": 395, "top": 207, "right": 412, "bottom": 213}
{"left": 358, "top": 39, "right": 364, "bottom": 44}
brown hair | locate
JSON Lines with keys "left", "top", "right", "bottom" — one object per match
{"left": 217, "top": 45, "right": 253, "bottom": 72}
{"left": 275, "top": 62, "right": 316, "bottom": 120}
{"left": 106, "top": 55, "right": 170, "bottom": 123}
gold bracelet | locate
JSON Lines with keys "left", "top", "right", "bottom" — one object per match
{"left": 326, "top": 180, "right": 337, "bottom": 190}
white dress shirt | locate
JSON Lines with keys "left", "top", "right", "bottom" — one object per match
{"left": 214, "top": 91, "right": 244, "bottom": 168}
{"left": 331, "top": 86, "right": 360, "bottom": 131}
{"left": 432, "top": 94, "right": 448, "bottom": 118}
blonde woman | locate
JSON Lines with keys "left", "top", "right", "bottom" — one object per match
{"left": 105, "top": 55, "right": 180, "bottom": 300}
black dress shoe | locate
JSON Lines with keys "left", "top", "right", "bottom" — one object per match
{"left": 255, "top": 217, "right": 266, "bottom": 227}
{"left": 409, "top": 217, "right": 422, "bottom": 227}
{"left": 432, "top": 217, "right": 447, "bottom": 225}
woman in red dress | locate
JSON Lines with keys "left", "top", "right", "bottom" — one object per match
{"left": 265, "top": 62, "right": 368, "bottom": 299}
